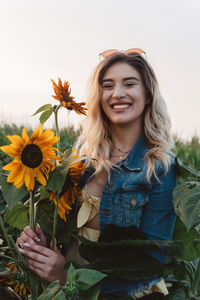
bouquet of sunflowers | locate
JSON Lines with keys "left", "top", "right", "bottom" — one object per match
{"left": 0, "top": 79, "right": 106, "bottom": 300}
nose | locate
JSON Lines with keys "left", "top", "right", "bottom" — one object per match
{"left": 112, "top": 84, "right": 125, "bottom": 99}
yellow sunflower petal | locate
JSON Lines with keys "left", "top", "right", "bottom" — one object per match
{"left": 3, "top": 160, "right": 18, "bottom": 171}
{"left": 13, "top": 166, "right": 25, "bottom": 187}
{"left": 24, "top": 168, "right": 35, "bottom": 190}
{"left": 7, "top": 163, "right": 22, "bottom": 183}
{"left": 6, "top": 135, "right": 24, "bottom": 146}
{"left": 0, "top": 145, "right": 18, "bottom": 157}
{"left": 29, "top": 124, "right": 43, "bottom": 143}
{"left": 35, "top": 169, "right": 47, "bottom": 186}
{"left": 22, "top": 128, "right": 29, "bottom": 143}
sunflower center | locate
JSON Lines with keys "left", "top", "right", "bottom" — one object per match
{"left": 21, "top": 144, "right": 43, "bottom": 168}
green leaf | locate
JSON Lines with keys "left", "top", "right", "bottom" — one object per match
{"left": 53, "top": 290, "right": 67, "bottom": 300}
{"left": 39, "top": 109, "right": 53, "bottom": 124}
{"left": 35, "top": 198, "right": 77, "bottom": 244}
{"left": 175, "top": 156, "right": 199, "bottom": 179}
{"left": 74, "top": 225, "right": 183, "bottom": 280}
{"left": 67, "top": 263, "right": 77, "bottom": 282}
{"left": 0, "top": 174, "right": 29, "bottom": 208}
{"left": 46, "top": 164, "right": 68, "bottom": 194}
{"left": 165, "top": 288, "right": 186, "bottom": 299}
{"left": 4, "top": 203, "right": 29, "bottom": 230}
{"left": 173, "top": 181, "right": 200, "bottom": 230}
{"left": 37, "top": 280, "right": 61, "bottom": 300}
{"left": 80, "top": 283, "right": 101, "bottom": 300}
{"left": 35, "top": 199, "right": 54, "bottom": 236}
{"left": 32, "top": 104, "right": 53, "bottom": 116}
{"left": 173, "top": 217, "right": 200, "bottom": 261}
{"left": 76, "top": 269, "right": 107, "bottom": 290}
{"left": 46, "top": 150, "right": 73, "bottom": 194}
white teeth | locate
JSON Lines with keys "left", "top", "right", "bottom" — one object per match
{"left": 113, "top": 104, "right": 129, "bottom": 109}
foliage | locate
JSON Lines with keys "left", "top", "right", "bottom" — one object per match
{"left": 74, "top": 225, "right": 182, "bottom": 280}
{"left": 0, "top": 120, "right": 200, "bottom": 299}
{"left": 173, "top": 135, "right": 200, "bottom": 174}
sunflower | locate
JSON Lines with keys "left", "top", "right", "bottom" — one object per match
{"left": 0, "top": 263, "right": 32, "bottom": 296}
{"left": 51, "top": 78, "right": 87, "bottom": 115}
{"left": 50, "top": 153, "right": 86, "bottom": 221}
{"left": 0, "top": 124, "right": 60, "bottom": 191}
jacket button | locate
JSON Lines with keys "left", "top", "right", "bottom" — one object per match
{"left": 107, "top": 184, "right": 113, "bottom": 189}
{"left": 101, "top": 209, "right": 110, "bottom": 215}
{"left": 131, "top": 196, "right": 137, "bottom": 206}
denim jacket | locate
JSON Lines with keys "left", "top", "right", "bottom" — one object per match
{"left": 80, "top": 133, "right": 177, "bottom": 295}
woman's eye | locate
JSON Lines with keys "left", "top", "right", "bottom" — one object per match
{"left": 102, "top": 84, "right": 113, "bottom": 89}
{"left": 125, "top": 82, "right": 135, "bottom": 87}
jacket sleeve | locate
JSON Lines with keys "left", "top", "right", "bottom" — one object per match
{"left": 140, "top": 154, "right": 177, "bottom": 263}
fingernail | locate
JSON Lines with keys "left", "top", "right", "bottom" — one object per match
{"left": 36, "top": 223, "right": 40, "bottom": 229}
{"left": 24, "top": 243, "right": 30, "bottom": 247}
{"left": 19, "top": 242, "right": 24, "bottom": 249}
{"left": 34, "top": 236, "right": 40, "bottom": 242}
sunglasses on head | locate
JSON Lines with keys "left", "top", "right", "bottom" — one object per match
{"left": 99, "top": 48, "right": 146, "bottom": 60}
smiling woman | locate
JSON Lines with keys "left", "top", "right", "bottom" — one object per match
{"left": 17, "top": 50, "right": 177, "bottom": 299}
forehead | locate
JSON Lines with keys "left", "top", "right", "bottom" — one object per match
{"left": 102, "top": 62, "right": 141, "bottom": 80}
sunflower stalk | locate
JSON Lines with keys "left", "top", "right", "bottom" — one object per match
{"left": 29, "top": 190, "right": 35, "bottom": 230}
{"left": 51, "top": 104, "right": 62, "bottom": 250}
{"left": 51, "top": 192, "right": 59, "bottom": 250}
{"left": 54, "top": 104, "right": 62, "bottom": 154}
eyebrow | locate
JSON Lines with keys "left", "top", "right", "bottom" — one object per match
{"left": 102, "top": 76, "right": 139, "bottom": 83}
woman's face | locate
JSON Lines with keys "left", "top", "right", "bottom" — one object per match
{"left": 100, "top": 62, "right": 149, "bottom": 129}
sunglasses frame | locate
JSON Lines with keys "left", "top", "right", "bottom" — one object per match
{"left": 99, "top": 48, "right": 146, "bottom": 61}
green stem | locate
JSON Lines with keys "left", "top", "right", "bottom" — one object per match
{"left": 0, "top": 215, "right": 12, "bottom": 251}
{"left": 54, "top": 104, "right": 62, "bottom": 154}
{"left": 51, "top": 192, "right": 59, "bottom": 250}
{"left": 0, "top": 253, "right": 26, "bottom": 270}
{"left": 191, "top": 259, "right": 200, "bottom": 296}
{"left": 28, "top": 192, "right": 38, "bottom": 298}
{"left": 29, "top": 190, "right": 34, "bottom": 230}
{"left": 51, "top": 104, "right": 62, "bottom": 250}
{"left": 9, "top": 235, "right": 27, "bottom": 268}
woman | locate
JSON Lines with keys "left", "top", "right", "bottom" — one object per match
{"left": 17, "top": 49, "right": 177, "bottom": 298}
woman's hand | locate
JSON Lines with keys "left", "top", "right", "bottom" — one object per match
{"left": 16, "top": 224, "right": 47, "bottom": 248}
{"left": 18, "top": 242, "right": 67, "bottom": 284}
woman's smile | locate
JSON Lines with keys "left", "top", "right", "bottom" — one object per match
{"left": 111, "top": 102, "right": 132, "bottom": 112}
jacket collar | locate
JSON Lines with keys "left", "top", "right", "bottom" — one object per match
{"left": 117, "top": 132, "right": 147, "bottom": 171}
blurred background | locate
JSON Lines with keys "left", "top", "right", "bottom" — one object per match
{"left": 0, "top": 0, "right": 199, "bottom": 141}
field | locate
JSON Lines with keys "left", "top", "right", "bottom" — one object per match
{"left": 0, "top": 123, "right": 200, "bottom": 299}
{"left": 0, "top": 123, "right": 200, "bottom": 171}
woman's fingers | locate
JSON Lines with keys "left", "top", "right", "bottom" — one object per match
{"left": 27, "top": 263, "right": 47, "bottom": 279}
{"left": 50, "top": 240, "right": 59, "bottom": 253}
{"left": 18, "top": 243, "right": 57, "bottom": 262}
{"left": 34, "top": 224, "right": 47, "bottom": 247}
{"left": 24, "top": 226, "right": 40, "bottom": 243}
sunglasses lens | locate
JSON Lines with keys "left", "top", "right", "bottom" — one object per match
{"left": 99, "top": 48, "right": 146, "bottom": 61}
{"left": 125, "top": 48, "right": 144, "bottom": 55}
{"left": 100, "top": 49, "right": 119, "bottom": 57}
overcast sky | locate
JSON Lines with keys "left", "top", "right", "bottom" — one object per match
{"left": 0, "top": 0, "right": 200, "bottom": 140}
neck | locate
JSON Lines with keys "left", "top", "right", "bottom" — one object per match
{"left": 110, "top": 122, "right": 143, "bottom": 151}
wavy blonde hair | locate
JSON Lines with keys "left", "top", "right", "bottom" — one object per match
{"left": 76, "top": 52, "right": 173, "bottom": 182}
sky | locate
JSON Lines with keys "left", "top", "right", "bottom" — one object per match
{"left": 0, "top": 0, "right": 200, "bottom": 140}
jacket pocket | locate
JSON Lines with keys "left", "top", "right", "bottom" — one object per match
{"left": 115, "top": 186, "right": 148, "bottom": 227}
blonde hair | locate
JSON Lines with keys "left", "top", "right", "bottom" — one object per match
{"left": 76, "top": 52, "right": 173, "bottom": 182}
